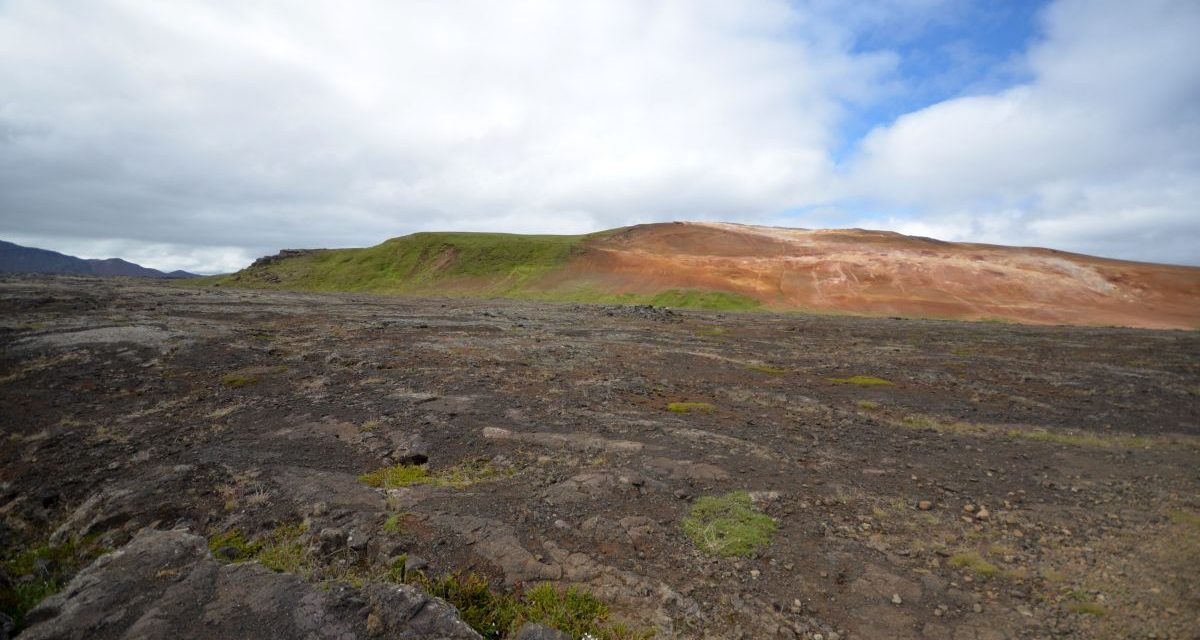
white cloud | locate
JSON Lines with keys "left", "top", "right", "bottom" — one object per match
{"left": 1, "top": 0, "right": 1197, "bottom": 271}
{"left": 0, "top": 0, "right": 899, "bottom": 272}
{"left": 845, "top": 0, "right": 1200, "bottom": 265}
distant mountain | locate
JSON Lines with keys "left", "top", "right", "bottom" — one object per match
{"left": 207, "top": 222, "right": 1200, "bottom": 330}
{"left": 0, "top": 240, "right": 199, "bottom": 279}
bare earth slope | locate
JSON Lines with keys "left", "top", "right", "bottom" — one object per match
{"left": 550, "top": 222, "right": 1200, "bottom": 330}
{"left": 2, "top": 276, "right": 1198, "bottom": 639}
{"left": 216, "top": 222, "right": 1200, "bottom": 330}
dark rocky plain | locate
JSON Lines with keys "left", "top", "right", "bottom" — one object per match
{"left": 1, "top": 275, "right": 1198, "bottom": 639}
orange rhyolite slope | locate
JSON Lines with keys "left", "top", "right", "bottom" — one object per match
{"left": 548, "top": 222, "right": 1200, "bottom": 329}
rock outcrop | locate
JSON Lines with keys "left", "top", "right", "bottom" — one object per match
{"left": 21, "top": 529, "right": 481, "bottom": 640}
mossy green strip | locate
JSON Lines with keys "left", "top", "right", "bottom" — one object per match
{"left": 828, "top": 375, "right": 893, "bottom": 386}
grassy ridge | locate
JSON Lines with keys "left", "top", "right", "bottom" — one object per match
{"left": 206, "top": 232, "right": 592, "bottom": 295}
{"left": 200, "top": 230, "right": 764, "bottom": 312}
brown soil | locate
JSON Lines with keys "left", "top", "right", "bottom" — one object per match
{"left": 546, "top": 222, "right": 1200, "bottom": 330}
{"left": 2, "top": 275, "right": 1198, "bottom": 639}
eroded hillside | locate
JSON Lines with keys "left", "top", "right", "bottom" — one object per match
{"left": 208, "top": 222, "right": 1200, "bottom": 330}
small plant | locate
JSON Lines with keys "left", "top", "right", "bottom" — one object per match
{"left": 828, "top": 375, "right": 893, "bottom": 386}
{"left": 383, "top": 514, "right": 404, "bottom": 534}
{"left": 682, "top": 491, "right": 777, "bottom": 557}
{"left": 254, "top": 523, "right": 313, "bottom": 574}
{"left": 428, "top": 573, "right": 520, "bottom": 638}
{"left": 667, "top": 402, "right": 716, "bottom": 414}
{"left": 856, "top": 399, "right": 880, "bottom": 410}
{"left": 948, "top": 551, "right": 1000, "bottom": 577}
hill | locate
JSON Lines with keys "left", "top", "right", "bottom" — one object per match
{"left": 205, "top": 222, "right": 1200, "bottom": 329}
{"left": 0, "top": 239, "right": 199, "bottom": 279}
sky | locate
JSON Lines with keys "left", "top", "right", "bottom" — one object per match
{"left": 1, "top": 0, "right": 1198, "bottom": 274}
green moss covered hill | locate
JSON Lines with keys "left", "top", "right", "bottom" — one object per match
{"left": 196, "top": 230, "right": 761, "bottom": 311}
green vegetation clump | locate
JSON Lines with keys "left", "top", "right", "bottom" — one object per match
{"left": 415, "top": 572, "right": 519, "bottom": 638}
{"left": 383, "top": 514, "right": 404, "bottom": 534}
{"left": 360, "top": 463, "right": 431, "bottom": 488}
{"left": 666, "top": 402, "right": 716, "bottom": 414}
{"left": 1168, "top": 509, "right": 1200, "bottom": 528}
{"left": 516, "top": 584, "right": 611, "bottom": 638}
{"left": 207, "top": 528, "right": 262, "bottom": 557}
{"left": 2, "top": 537, "right": 102, "bottom": 631}
{"left": 208, "top": 524, "right": 310, "bottom": 573}
{"left": 682, "top": 491, "right": 777, "bottom": 557}
{"left": 220, "top": 373, "right": 260, "bottom": 388}
{"left": 359, "top": 459, "right": 506, "bottom": 489}
{"left": 886, "top": 411, "right": 1195, "bottom": 450}
{"left": 948, "top": 551, "right": 1000, "bottom": 577}
{"left": 413, "top": 576, "right": 650, "bottom": 640}
{"left": 205, "top": 524, "right": 648, "bottom": 639}
{"left": 746, "top": 364, "right": 788, "bottom": 375}
{"left": 1012, "top": 428, "right": 1154, "bottom": 449}
{"left": 828, "top": 375, "right": 893, "bottom": 386}
{"left": 254, "top": 523, "right": 312, "bottom": 574}
{"left": 643, "top": 289, "right": 760, "bottom": 311}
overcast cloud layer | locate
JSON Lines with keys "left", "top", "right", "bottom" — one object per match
{"left": 1, "top": 0, "right": 1197, "bottom": 273}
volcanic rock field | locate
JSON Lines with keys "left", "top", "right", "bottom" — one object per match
{"left": 1, "top": 275, "right": 1198, "bottom": 639}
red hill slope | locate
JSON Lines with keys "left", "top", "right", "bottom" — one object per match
{"left": 549, "top": 222, "right": 1200, "bottom": 329}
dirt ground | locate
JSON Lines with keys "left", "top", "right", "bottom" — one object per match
{"left": 2, "top": 276, "right": 1198, "bottom": 639}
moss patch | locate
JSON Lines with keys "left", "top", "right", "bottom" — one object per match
{"left": 1, "top": 537, "right": 103, "bottom": 631}
{"left": 883, "top": 411, "right": 1197, "bottom": 450}
{"left": 412, "top": 575, "right": 651, "bottom": 640}
{"left": 746, "top": 364, "right": 788, "bottom": 375}
{"left": 1012, "top": 428, "right": 1155, "bottom": 449}
{"left": 207, "top": 528, "right": 263, "bottom": 557}
{"left": 1167, "top": 509, "right": 1200, "bottom": 528}
{"left": 828, "top": 375, "right": 893, "bottom": 386}
{"left": 666, "top": 402, "right": 716, "bottom": 414}
{"left": 220, "top": 373, "right": 260, "bottom": 388}
{"left": 682, "top": 491, "right": 777, "bottom": 557}
{"left": 643, "top": 289, "right": 760, "bottom": 311}
{"left": 949, "top": 551, "right": 1001, "bottom": 577}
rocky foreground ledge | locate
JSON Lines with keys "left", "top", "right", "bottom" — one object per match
{"left": 17, "top": 528, "right": 482, "bottom": 639}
